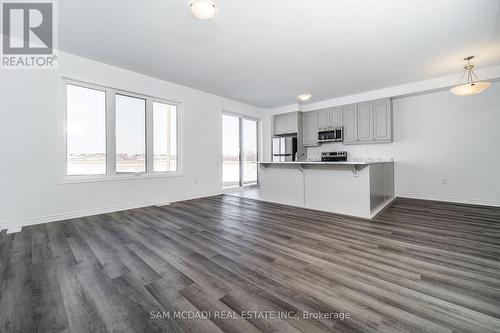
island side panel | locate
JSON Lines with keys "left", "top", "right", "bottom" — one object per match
{"left": 303, "top": 165, "right": 372, "bottom": 218}
{"left": 370, "top": 163, "right": 386, "bottom": 210}
{"left": 384, "top": 162, "right": 395, "bottom": 198}
{"left": 369, "top": 162, "right": 396, "bottom": 217}
{"left": 259, "top": 165, "right": 305, "bottom": 206}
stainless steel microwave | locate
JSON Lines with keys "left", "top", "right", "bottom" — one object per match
{"left": 318, "top": 127, "right": 343, "bottom": 143}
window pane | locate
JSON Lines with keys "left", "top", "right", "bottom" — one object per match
{"left": 242, "top": 119, "right": 258, "bottom": 186}
{"left": 66, "top": 84, "right": 106, "bottom": 175}
{"left": 153, "top": 102, "right": 177, "bottom": 172}
{"left": 222, "top": 114, "right": 240, "bottom": 188}
{"left": 116, "top": 95, "right": 146, "bottom": 173}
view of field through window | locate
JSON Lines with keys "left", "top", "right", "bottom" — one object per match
{"left": 116, "top": 94, "right": 146, "bottom": 173}
{"left": 66, "top": 84, "right": 107, "bottom": 175}
{"left": 66, "top": 84, "right": 178, "bottom": 176}
{"left": 153, "top": 102, "right": 177, "bottom": 172}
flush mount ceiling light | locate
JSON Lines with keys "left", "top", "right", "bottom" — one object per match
{"left": 298, "top": 94, "right": 312, "bottom": 102}
{"left": 190, "top": 0, "right": 216, "bottom": 20}
{"left": 450, "top": 56, "right": 491, "bottom": 96}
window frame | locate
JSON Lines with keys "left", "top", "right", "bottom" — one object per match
{"left": 59, "top": 78, "right": 182, "bottom": 184}
{"left": 152, "top": 100, "right": 179, "bottom": 174}
{"left": 114, "top": 92, "right": 147, "bottom": 175}
{"left": 221, "top": 110, "right": 260, "bottom": 190}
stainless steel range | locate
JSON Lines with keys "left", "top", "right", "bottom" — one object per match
{"left": 321, "top": 151, "right": 347, "bottom": 162}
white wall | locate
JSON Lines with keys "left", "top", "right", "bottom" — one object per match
{"left": 266, "top": 82, "right": 500, "bottom": 206}
{"left": 0, "top": 52, "right": 264, "bottom": 229}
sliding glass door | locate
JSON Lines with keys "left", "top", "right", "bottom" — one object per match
{"left": 222, "top": 113, "right": 258, "bottom": 189}
{"left": 242, "top": 119, "right": 258, "bottom": 186}
{"left": 222, "top": 114, "right": 240, "bottom": 188}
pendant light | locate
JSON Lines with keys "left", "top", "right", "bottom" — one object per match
{"left": 450, "top": 56, "right": 491, "bottom": 96}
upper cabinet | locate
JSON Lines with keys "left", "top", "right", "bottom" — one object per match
{"left": 302, "top": 111, "right": 318, "bottom": 146}
{"left": 273, "top": 112, "right": 299, "bottom": 135}
{"left": 343, "top": 105, "right": 358, "bottom": 143}
{"left": 317, "top": 110, "right": 329, "bottom": 128}
{"left": 357, "top": 103, "right": 374, "bottom": 142}
{"left": 275, "top": 99, "right": 392, "bottom": 146}
{"left": 342, "top": 99, "right": 392, "bottom": 145}
{"left": 317, "top": 107, "right": 342, "bottom": 129}
{"left": 373, "top": 99, "right": 392, "bottom": 141}
{"left": 330, "top": 108, "right": 342, "bottom": 127}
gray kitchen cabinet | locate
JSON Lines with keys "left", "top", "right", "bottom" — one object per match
{"left": 284, "top": 113, "right": 298, "bottom": 133}
{"left": 342, "top": 99, "right": 392, "bottom": 144}
{"left": 357, "top": 103, "right": 374, "bottom": 142}
{"left": 303, "top": 99, "right": 391, "bottom": 145}
{"left": 342, "top": 105, "right": 358, "bottom": 143}
{"left": 373, "top": 99, "right": 392, "bottom": 141}
{"left": 273, "top": 112, "right": 298, "bottom": 135}
{"left": 329, "top": 108, "right": 342, "bottom": 127}
{"left": 302, "top": 111, "right": 318, "bottom": 146}
{"left": 274, "top": 115, "right": 286, "bottom": 135}
{"left": 317, "top": 108, "right": 342, "bottom": 129}
{"left": 317, "top": 110, "right": 329, "bottom": 129}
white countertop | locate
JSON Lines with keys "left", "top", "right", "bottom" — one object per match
{"left": 257, "top": 160, "right": 393, "bottom": 166}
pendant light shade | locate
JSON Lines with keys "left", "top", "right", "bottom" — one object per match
{"left": 450, "top": 56, "right": 490, "bottom": 96}
{"left": 449, "top": 81, "right": 491, "bottom": 96}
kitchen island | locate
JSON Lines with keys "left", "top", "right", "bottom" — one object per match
{"left": 257, "top": 161, "right": 395, "bottom": 219}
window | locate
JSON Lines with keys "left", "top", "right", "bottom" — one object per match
{"left": 62, "top": 80, "right": 180, "bottom": 181}
{"left": 66, "top": 84, "right": 106, "bottom": 175}
{"left": 153, "top": 102, "right": 177, "bottom": 172}
{"left": 222, "top": 113, "right": 258, "bottom": 189}
{"left": 116, "top": 95, "right": 146, "bottom": 173}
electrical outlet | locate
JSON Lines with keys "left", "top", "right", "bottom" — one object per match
{"left": 194, "top": 178, "right": 199, "bottom": 184}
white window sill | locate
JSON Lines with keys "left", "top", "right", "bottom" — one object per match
{"left": 59, "top": 172, "right": 183, "bottom": 185}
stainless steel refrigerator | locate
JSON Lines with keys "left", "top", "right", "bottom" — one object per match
{"left": 272, "top": 136, "right": 297, "bottom": 162}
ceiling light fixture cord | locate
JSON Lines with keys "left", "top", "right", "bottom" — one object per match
{"left": 467, "top": 61, "right": 474, "bottom": 84}
{"left": 457, "top": 70, "right": 467, "bottom": 85}
{"left": 471, "top": 69, "right": 480, "bottom": 83}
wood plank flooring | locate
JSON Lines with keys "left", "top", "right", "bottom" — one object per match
{"left": 1, "top": 195, "right": 500, "bottom": 332}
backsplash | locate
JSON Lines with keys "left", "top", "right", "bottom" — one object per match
{"left": 306, "top": 142, "right": 394, "bottom": 162}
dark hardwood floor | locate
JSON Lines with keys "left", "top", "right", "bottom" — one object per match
{"left": 1, "top": 195, "right": 500, "bottom": 333}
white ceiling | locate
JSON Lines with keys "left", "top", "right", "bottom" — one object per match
{"left": 59, "top": 0, "right": 500, "bottom": 108}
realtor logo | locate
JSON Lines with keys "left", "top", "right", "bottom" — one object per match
{"left": 1, "top": 1, "right": 57, "bottom": 68}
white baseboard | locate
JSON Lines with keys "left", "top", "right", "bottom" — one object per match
{"left": 397, "top": 192, "right": 500, "bottom": 207}
{"left": 4, "top": 191, "right": 495, "bottom": 234}
{"left": 1, "top": 191, "right": 222, "bottom": 233}
{"left": 168, "top": 192, "right": 222, "bottom": 204}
